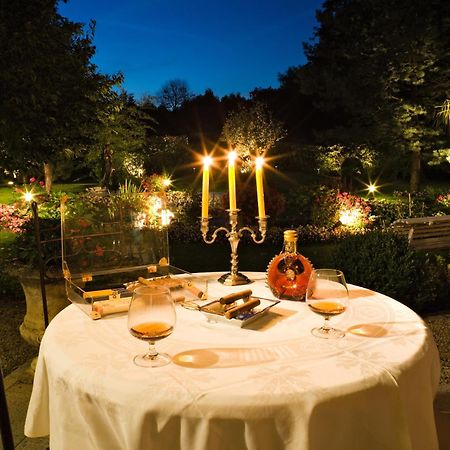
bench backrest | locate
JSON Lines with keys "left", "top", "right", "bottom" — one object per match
{"left": 391, "top": 215, "right": 450, "bottom": 250}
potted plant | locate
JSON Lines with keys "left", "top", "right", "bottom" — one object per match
{"left": 1, "top": 187, "right": 68, "bottom": 347}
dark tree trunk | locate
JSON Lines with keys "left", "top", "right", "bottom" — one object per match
{"left": 101, "top": 144, "right": 113, "bottom": 188}
{"left": 409, "top": 151, "right": 421, "bottom": 192}
{"left": 43, "top": 162, "right": 53, "bottom": 193}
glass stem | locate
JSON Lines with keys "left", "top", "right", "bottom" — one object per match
{"left": 322, "top": 317, "right": 331, "bottom": 332}
{"left": 145, "top": 341, "right": 158, "bottom": 360}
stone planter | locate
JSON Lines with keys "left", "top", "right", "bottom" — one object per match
{"left": 19, "top": 274, "right": 69, "bottom": 347}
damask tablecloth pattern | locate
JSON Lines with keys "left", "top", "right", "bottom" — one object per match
{"left": 25, "top": 272, "right": 440, "bottom": 450}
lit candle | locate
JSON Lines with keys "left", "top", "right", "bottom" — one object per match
{"left": 201, "top": 156, "right": 212, "bottom": 218}
{"left": 228, "top": 151, "right": 237, "bottom": 210}
{"left": 255, "top": 156, "right": 266, "bottom": 218}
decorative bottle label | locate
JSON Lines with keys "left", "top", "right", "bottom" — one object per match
{"left": 266, "top": 230, "right": 313, "bottom": 301}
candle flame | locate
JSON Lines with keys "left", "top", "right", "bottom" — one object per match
{"left": 203, "top": 155, "right": 213, "bottom": 167}
{"left": 255, "top": 156, "right": 264, "bottom": 169}
{"left": 228, "top": 151, "right": 237, "bottom": 162}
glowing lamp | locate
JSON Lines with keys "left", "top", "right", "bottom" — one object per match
{"left": 161, "top": 209, "right": 174, "bottom": 226}
{"left": 339, "top": 209, "right": 359, "bottom": 227}
{"left": 23, "top": 192, "right": 34, "bottom": 202}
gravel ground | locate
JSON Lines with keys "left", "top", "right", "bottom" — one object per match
{"left": 0, "top": 295, "right": 37, "bottom": 376}
{"left": 425, "top": 313, "right": 450, "bottom": 385}
{"left": 0, "top": 295, "right": 449, "bottom": 384}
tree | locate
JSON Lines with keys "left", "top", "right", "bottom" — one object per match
{"left": 85, "top": 91, "right": 154, "bottom": 187}
{"left": 143, "top": 135, "right": 189, "bottom": 173}
{"left": 177, "top": 88, "right": 222, "bottom": 146}
{"left": 290, "top": 0, "right": 450, "bottom": 191}
{"left": 0, "top": 0, "right": 118, "bottom": 191}
{"left": 222, "top": 102, "right": 286, "bottom": 171}
{"left": 436, "top": 100, "right": 450, "bottom": 133}
{"left": 430, "top": 100, "right": 450, "bottom": 167}
{"left": 157, "top": 79, "right": 193, "bottom": 111}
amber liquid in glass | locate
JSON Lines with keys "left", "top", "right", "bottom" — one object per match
{"left": 130, "top": 322, "right": 174, "bottom": 341}
{"left": 308, "top": 301, "right": 346, "bottom": 317}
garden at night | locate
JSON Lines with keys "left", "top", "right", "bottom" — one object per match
{"left": 1, "top": 0, "right": 450, "bottom": 449}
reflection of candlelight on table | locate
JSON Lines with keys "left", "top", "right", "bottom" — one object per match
{"left": 201, "top": 155, "right": 212, "bottom": 219}
{"left": 228, "top": 151, "right": 237, "bottom": 210}
{"left": 255, "top": 156, "right": 266, "bottom": 218}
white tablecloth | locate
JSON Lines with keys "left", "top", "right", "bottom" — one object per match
{"left": 25, "top": 272, "right": 440, "bottom": 450}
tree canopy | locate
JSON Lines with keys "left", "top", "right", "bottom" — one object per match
{"left": 0, "top": 0, "right": 119, "bottom": 188}
{"left": 284, "top": 0, "right": 450, "bottom": 190}
{"left": 222, "top": 102, "right": 285, "bottom": 171}
{"left": 157, "top": 79, "right": 193, "bottom": 111}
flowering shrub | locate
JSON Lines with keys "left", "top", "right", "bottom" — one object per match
{"left": 375, "top": 189, "right": 450, "bottom": 219}
{"left": 368, "top": 199, "right": 406, "bottom": 226}
{"left": 436, "top": 193, "right": 450, "bottom": 215}
{"left": 336, "top": 192, "right": 372, "bottom": 228}
{"left": 312, "top": 188, "right": 372, "bottom": 231}
{"left": 436, "top": 193, "right": 450, "bottom": 206}
{"left": 0, "top": 204, "right": 29, "bottom": 233}
{"left": 14, "top": 178, "right": 47, "bottom": 202}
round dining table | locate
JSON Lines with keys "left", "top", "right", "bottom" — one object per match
{"left": 25, "top": 272, "right": 440, "bottom": 450}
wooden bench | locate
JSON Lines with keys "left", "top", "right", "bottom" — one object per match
{"left": 391, "top": 215, "right": 450, "bottom": 250}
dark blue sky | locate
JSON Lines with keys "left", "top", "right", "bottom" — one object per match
{"left": 59, "top": 0, "right": 323, "bottom": 99}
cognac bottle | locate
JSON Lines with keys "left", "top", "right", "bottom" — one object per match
{"left": 267, "top": 229, "right": 313, "bottom": 301}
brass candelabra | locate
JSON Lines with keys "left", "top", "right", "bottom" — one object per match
{"left": 201, "top": 209, "right": 268, "bottom": 285}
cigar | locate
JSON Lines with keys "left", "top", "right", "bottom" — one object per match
{"left": 219, "top": 289, "right": 252, "bottom": 305}
{"left": 182, "top": 281, "right": 205, "bottom": 299}
{"left": 83, "top": 289, "right": 114, "bottom": 299}
{"left": 83, "top": 288, "right": 132, "bottom": 301}
{"left": 137, "top": 276, "right": 183, "bottom": 289}
{"left": 138, "top": 277, "right": 206, "bottom": 299}
{"left": 225, "top": 298, "right": 260, "bottom": 319}
{"left": 91, "top": 297, "right": 131, "bottom": 318}
{"left": 90, "top": 293, "right": 186, "bottom": 320}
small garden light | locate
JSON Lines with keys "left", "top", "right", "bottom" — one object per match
{"left": 161, "top": 209, "right": 174, "bottom": 226}
{"left": 339, "top": 209, "right": 360, "bottom": 227}
{"left": 23, "top": 191, "right": 34, "bottom": 202}
{"left": 368, "top": 184, "right": 377, "bottom": 194}
{"left": 163, "top": 178, "right": 172, "bottom": 188}
{"left": 7, "top": 181, "right": 14, "bottom": 185}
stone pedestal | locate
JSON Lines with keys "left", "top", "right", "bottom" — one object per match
{"left": 19, "top": 274, "right": 69, "bottom": 347}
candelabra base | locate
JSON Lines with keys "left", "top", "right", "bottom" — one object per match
{"left": 217, "top": 272, "right": 253, "bottom": 286}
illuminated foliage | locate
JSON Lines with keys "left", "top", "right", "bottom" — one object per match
{"left": 222, "top": 102, "right": 285, "bottom": 171}
{"left": 286, "top": 0, "right": 450, "bottom": 191}
{"left": 0, "top": 0, "right": 119, "bottom": 189}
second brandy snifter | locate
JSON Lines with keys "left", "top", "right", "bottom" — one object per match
{"left": 306, "top": 269, "right": 349, "bottom": 339}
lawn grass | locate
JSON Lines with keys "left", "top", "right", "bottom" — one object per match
{"left": 0, "top": 231, "right": 16, "bottom": 246}
{"left": 0, "top": 182, "right": 95, "bottom": 205}
{"left": 0, "top": 186, "right": 14, "bottom": 203}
